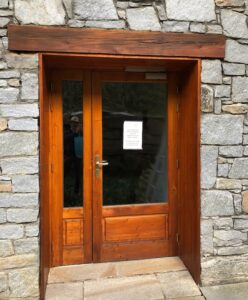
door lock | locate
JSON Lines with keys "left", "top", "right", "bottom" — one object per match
{"left": 95, "top": 154, "right": 109, "bottom": 178}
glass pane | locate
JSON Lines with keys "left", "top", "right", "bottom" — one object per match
{"left": 63, "top": 80, "right": 83, "bottom": 207}
{"left": 102, "top": 82, "right": 168, "bottom": 206}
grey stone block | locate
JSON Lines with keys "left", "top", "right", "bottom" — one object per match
{"left": 25, "top": 224, "right": 39, "bottom": 237}
{"left": 7, "top": 208, "right": 38, "bottom": 223}
{"left": 5, "top": 53, "right": 38, "bottom": 69}
{"left": 162, "top": 21, "right": 189, "bottom": 32}
{"left": 15, "top": 0, "right": 65, "bottom": 25}
{"left": 214, "top": 85, "right": 231, "bottom": 98}
{"left": 232, "top": 77, "right": 248, "bottom": 103}
{"left": 14, "top": 238, "right": 39, "bottom": 254}
{"left": 0, "top": 193, "right": 38, "bottom": 208}
{"left": 201, "top": 219, "right": 214, "bottom": 254}
{"left": 225, "top": 40, "right": 248, "bottom": 64}
{"left": 0, "top": 103, "right": 39, "bottom": 117}
{"left": 233, "top": 217, "right": 248, "bottom": 230}
{"left": 229, "top": 158, "right": 248, "bottom": 179}
{"left": 0, "top": 224, "right": 24, "bottom": 239}
{"left": 0, "top": 157, "right": 38, "bottom": 174}
{"left": 0, "top": 70, "right": 20, "bottom": 78}
{"left": 218, "top": 164, "right": 229, "bottom": 177}
{"left": 21, "top": 73, "right": 38, "bottom": 100}
{"left": 12, "top": 175, "right": 39, "bottom": 193}
{"left": 0, "top": 240, "right": 14, "bottom": 257}
{"left": 190, "top": 23, "right": 206, "bottom": 33}
{"left": 8, "top": 118, "right": 38, "bottom": 131}
{"left": 201, "top": 190, "right": 234, "bottom": 217}
{"left": 0, "top": 272, "right": 7, "bottom": 293}
{"left": 74, "top": 0, "right": 118, "bottom": 20}
{"left": 201, "top": 85, "right": 214, "bottom": 112}
{"left": 201, "top": 146, "right": 218, "bottom": 188}
{"left": 0, "top": 87, "right": 19, "bottom": 103}
{"left": 0, "top": 208, "right": 6, "bottom": 223}
{"left": 85, "top": 20, "right": 125, "bottom": 29}
{"left": 201, "top": 60, "right": 222, "bottom": 84}
{"left": 9, "top": 267, "right": 39, "bottom": 297}
{"left": 127, "top": 7, "right": 161, "bottom": 31}
{"left": 222, "top": 63, "right": 245, "bottom": 76}
{"left": 219, "top": 146, "right": 243, "bottom": 158}
{"left": 221, "top": 9, "right": 248, "bottom": 39}
{"left": 0, "top": 132, "right": 38, "bottom": 157}
{"left": 166, "top": 0, "right": 216, "bottom": 22}
{"left": 201, "top": 114, "right": 243, "bottom": 145}
{"left": 201, "top": 256, "right": 248, "bottom": 285}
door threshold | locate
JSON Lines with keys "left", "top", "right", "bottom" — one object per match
{"left": 48, "top": 257, "right": 185, "bottom": 284}
{"left": 46, "top": 257, "right": 203, "bottom": 300}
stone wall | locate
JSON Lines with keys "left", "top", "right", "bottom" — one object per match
{"left": 0, "top": 0, "right": 248, "bottom": 298}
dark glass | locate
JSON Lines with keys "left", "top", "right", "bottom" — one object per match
{"left": 102, "top": 82, "right": 168, "bottom": 206}
{"left": 63, "top": 80, "right": 83, "bottom": 207}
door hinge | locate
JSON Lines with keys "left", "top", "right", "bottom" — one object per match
{"left": 50, "top": 82, "right": 54, "bottom": 93}
{"left": 176, "top": 233, "right": 180, "bottom": 245}
{"left": 176, "top": 103, "right": 180, "bottom": 113}
{"left": 176, "top": 159, "right": 180, "bottom": 169}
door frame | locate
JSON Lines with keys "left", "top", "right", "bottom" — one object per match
{"left": 48, "top": 69, "right": 179, "bottom": 266}
{"left": 39, "top": 53, "right": 201, "bottom": 299}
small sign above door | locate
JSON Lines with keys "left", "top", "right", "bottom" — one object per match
{"left": 123, "top": 121, "right": 143, "bottom": 150}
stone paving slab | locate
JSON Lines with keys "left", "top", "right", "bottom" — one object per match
{"left": 116, "top": 257, "right": 186, "bottom": 277}
{"left": 201, "top": 282, "right": 248, "bottom": 300}
{"left": 84, "top": 274, "right": 164, "bottom": 300}
{"left": 48, "top": 262, "right": 117, "bottom": 283}
{"left": 45, "top": 282, "right": 84, "bottom": 300}
{"left": 48, "top": 257, "right": 184, "bottom": 283}
{"left": 157, "top": 271, "right": 201, "bottom": 299}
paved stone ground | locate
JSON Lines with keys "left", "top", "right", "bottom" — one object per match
{"left": 201, "top": 282, "right": 248, "bottom": 300}
{"left": 45, "top": 257, "right": 204, "bottom": 300}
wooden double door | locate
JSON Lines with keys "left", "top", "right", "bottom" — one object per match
{"left": 50, "top": 69, "right": 178, "bottom": 266}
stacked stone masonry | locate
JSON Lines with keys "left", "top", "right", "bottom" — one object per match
{"left": 0, "top": 0, "right": 248, "bottom": 298}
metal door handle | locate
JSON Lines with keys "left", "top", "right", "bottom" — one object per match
{"left": 95, "top": 154, "right": 109, "bottom": 177}
{"left": 96, "top": 160, "right": 109, "bottom": 167}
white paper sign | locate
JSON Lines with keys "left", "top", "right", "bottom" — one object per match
{"left": 123, "top": 121, "right": 143, "bottom": 150}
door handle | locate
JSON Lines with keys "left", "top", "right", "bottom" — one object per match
{"left": 95, "top": 154, "right": 109, "bottom": 178}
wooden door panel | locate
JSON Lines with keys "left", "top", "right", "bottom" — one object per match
{"left": 101, "top": 240, "right": 169, "bottom": 262}
{"left": 92, "top": 71, "right": 177, "bottom": 262}
{"left": 103, "top": 214, "right": 168, "bottom": 242}
{"left": 51, "top": 70, "right": 92, "bottom": 266}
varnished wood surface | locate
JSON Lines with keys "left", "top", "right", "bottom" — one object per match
{"left": 104, "top": 215, "right": 168, "bottom": 242}
{"left": 102, "top": 203, "right": 168, "bottom": 217}
{"left": 8, "top": 24, "right": 225, "bottom": 58}
{"left": 92, "top": 71, "right": 177, "bottom": 262}
{"left": 39, "top": 53, "right": 51, "bottom": 300}
{"left": 178, "top": 61, "right": 201, "bottom": 283}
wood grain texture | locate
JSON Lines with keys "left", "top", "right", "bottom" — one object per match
{"left": 178, "top": 61, "right": 201, "bottom": 284}
{"left": 39, "top": 53, "right": 51, "bottom": 300}
{"left": 104, "top": 215, "right": 168, "bottom": 242}
{"left": 8, "top": 24, "right": 225, "bottom": 58}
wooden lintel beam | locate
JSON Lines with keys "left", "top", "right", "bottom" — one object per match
{"left": 8, "top": 24, "right": 225, "bottom": 58}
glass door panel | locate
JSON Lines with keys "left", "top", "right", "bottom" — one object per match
{"left": 62, "top": 80, "right": 84, "bottom": 207}
{"left": 102, "top": 82, "right": 168, "bottom": 206}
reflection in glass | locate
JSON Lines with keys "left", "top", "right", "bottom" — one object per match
{"left": 63, "top": 80, "right": 83, "bottom": 207}
{"left": 102, "top": 82, "right": 168, "bottom": 206}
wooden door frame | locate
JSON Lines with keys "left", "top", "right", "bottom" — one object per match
{"left": 40, "top": 53, "right": 201, "bottom": 299}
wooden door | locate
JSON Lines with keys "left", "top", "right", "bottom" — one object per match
{"left": 50, "top": 70, "right": 92, "bottom": 265}
{"left": 50, "top": 70, "right": 178, "bottom": 266}
{"left": 92, "top": 71, "right": 178, "bottom": 262}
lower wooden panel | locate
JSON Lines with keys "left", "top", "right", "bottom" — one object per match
{"left": 100, "top": 239, "right": 169, "bottom": 262}
{"left": 104, "top": 214, "right": 168, "bottom": 242}
{"left": 63, "top": 246, "right": 84, "bottom": 265}
{"left": 62, "top": 208, "right": 84, "bottom": 265}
